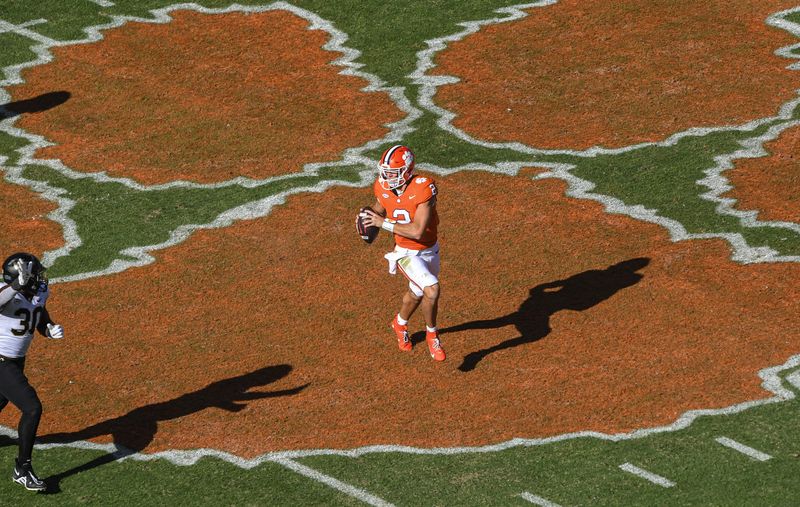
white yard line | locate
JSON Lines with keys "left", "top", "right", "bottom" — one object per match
{"left": 270, "top": 457, "right": 395, "bottom": 507}
{"left": 618, "top": 463, "right": 675, "bottom": 488}
{"left": 519, "top": 491, "right": 562, "bottom": 506}
{"left": 715, "top": 436, "right": 773, "bottom": 461}
{"left": 87, "top": 0, "right": 116, "bottom": 6}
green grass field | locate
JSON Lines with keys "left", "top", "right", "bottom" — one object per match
{"left": 0, "top": 368, "right": 798, "bottom": 505}
{"left": 2, "top": 1, "right": 800, "bottom": 504}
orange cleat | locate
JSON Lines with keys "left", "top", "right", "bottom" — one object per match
{"left": 426, "top": 331, "right": 446, "bottom": 361}
{"left": 391, "top": 317, "right": 412, "bottom": 352}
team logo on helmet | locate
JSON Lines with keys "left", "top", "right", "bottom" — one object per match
{"left": 378, "top": 145, "right": 415, "bottom": 191}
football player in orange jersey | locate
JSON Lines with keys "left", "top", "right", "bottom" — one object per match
{"left": 360, "top": 145, "right": 446, "bottom": 361}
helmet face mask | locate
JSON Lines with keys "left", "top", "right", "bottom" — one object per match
{"left": 2, "top": 252, "right": 47, "bottom": 296}
{"left": 378, "top": 145, "right": 415, "bottom": 191}
{"left": 378, "top": 166, "right": 408, "bottom": 191}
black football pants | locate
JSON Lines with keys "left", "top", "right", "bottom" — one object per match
{"left": 0, "top": 356, "right": 42, "bottom": 462}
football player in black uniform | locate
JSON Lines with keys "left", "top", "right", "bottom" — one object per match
{"left": 0, "top": 252, "right": 64, "bottom": 492}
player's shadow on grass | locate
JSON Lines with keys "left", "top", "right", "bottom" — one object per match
{"left": 434, "top": 257, "right": 650, "bottom": 372}
{"left": 38, "top": 364, "right": 307, "bottom": 493}
{"left": 0, "top": 91, "right": 70, "bottom": 120}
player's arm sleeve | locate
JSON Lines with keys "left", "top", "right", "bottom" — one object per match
{"left": 412, "top": 198, "right": 435, "bottom": 232}
{"left": 0, "top": 283, "right": 17, "bottom": 308}
{"left": 36, "top": 306, "right": 55, "bottom": 336}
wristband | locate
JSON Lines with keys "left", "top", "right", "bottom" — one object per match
{"left": 381, "top": 220, "right": 395, "bottom": 233}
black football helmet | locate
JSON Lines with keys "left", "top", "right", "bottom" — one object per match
{"left": 2, "top": 252, "right": 47, "bottom": 295}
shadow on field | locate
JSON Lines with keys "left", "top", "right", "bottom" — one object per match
{"left": 431, "top": 257, "right": 650, "bottom": 372}
{"left": 0, "top": 91, "right": 71, "bottom": 120}
{"left": 38, "top": 364, "right": 307, "bottom": 494}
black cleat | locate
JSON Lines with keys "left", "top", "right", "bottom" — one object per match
{"left": 12, "top": 459, "right": 46, "bottom": 492}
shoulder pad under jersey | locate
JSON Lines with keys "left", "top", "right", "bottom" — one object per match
{"left": 412, "top": 175, "right": 436, "bottom": 200}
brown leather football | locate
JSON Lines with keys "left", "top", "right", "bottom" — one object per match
{"left": 356, "top": 206, "right": 380, "bottom": 244}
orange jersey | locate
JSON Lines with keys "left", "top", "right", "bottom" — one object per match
{"left": 374, "top": 175, "right": 439, "bottom": 250}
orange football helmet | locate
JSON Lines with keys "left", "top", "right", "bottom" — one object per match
{"left": 378, "top": 145, "right": 415, "bottom": 191}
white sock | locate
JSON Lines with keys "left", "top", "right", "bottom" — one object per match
{"left": 426, "top": 326, "right": 437, "bottom": 333}
{"left": 396, "top": 315, "right": 408, "bottom": 326}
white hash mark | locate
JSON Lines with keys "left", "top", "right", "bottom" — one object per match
{"left": 715, "top": 436, "right": 773, "bottom": 461}
{"left": 619, "top": 462, "right": 676, "bottom": 488}
{"left": 519, "top": 491, "right": 562, "bottom": 506}
{"left": 271, "top": 457, "right": 395, "bottom": 507}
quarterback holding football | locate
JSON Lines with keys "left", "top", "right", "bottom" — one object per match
{"left": 0, "top": 252, "right": 64, "bottom": 491}
{"left": 358, "top": 145, "right": 445, "bottom": 361}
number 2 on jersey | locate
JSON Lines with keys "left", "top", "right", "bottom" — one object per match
{"left": 392, "top": 209, "right": 411, "bottom": 224}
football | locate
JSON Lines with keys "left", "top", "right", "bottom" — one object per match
{"left": 356, "top": 206, "right": 380, "bottom": 244}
